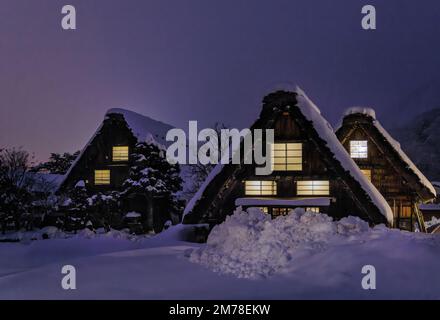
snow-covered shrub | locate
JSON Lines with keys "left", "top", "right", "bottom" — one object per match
{"left": 119, "top": 140, "right": 184, "bottom": 233}
{"left": 87, "top": 191, "right": 124, "bottom": 231}
{"left": 189, "top": 207, "right": 371, "bottom": 279}
{"left": 0, "top": 148, "right": 55, "bottom": 232}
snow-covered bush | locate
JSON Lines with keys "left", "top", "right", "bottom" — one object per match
{"left": 120, "top": 140, "right": 184, "bottom": 233}
{"left": 87, "top": 191, "right": 123, "bottom": 231}
{"left": 58, "top": 185, "right": 124, "bottom": 233}
{"left": 0, "top": 148, "right": 57, "bottom": 232}
{"left": 189, "top": 207, "right": 371, "bottom": 279}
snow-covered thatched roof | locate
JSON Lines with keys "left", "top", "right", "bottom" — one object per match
{"left": 295, "top": 88, "right": 393, "bottom": 223}
{"left": 59, "top": 108, "right": 174, "bottom": 191}
{"left": 341, "top": 107, "right": 436, "bottom": 198}
{"left": 184, "top": 87, "right": 394, "bottom": 225}
{"left": 344, "top": 107, "right": 376, "bottom": 120}
{"left": 106, "top": 108, "right": 173, "bottom": 147}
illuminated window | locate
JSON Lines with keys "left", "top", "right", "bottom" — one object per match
{"left": 297, "top": 181, "right": 330, "bottom": 196}
{"left": 112, "top": 146, "right": 129, "bottom": 162}
{"left": 245, "top": 181, "right": 277, "bottom": 196}
{"left": 257, "top": 207, "right": 269, "bottom": 214}
{"left": 400, "top": 206, "right": 412, "bottom": 218}
{"left": 306, "top": 207, "right": 320, "bottom": 213}
{"left": 271, "top": 143, "right": 302, "bottom": 171}
{"left": 272, "top": 208, "right": 290, "bottom": 217}
{"left": 350, "top": 140, "right": 368, "bottom": 158}
{"left": 95, "top": 170, "right": 110, "bottom": 185}
{"left": 360, "top": 169, "right": 372, "bottom": 181}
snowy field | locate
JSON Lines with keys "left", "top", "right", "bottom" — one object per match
{"left": 1, "top": 209, "right": 440, "bottom": 300}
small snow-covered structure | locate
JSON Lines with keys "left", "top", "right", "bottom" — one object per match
{"left": 184, "top": 89, "right": 393, "bottom": 228}
{"left": 336, "top": 106, "right": 437, "bottom": 232}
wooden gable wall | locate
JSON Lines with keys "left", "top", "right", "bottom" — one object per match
{"left": 336, "top": 115, "right": 425, "bottom": 231}
{"left": 60, "top": 113, "right": 137, "bottom": 192}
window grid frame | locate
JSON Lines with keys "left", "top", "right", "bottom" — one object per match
{"left": 297, "top": 180, "right": 330, "bottom": 196}
{"left": 350, "top": 140, "right": 368, "bottom": 159}
{"left": 271, "top": 143, "right": 302, "bottom": 171}
{"left": 95, "top": 169, "right": 111, "bottom": 185}
{"left": 112, "top": 146, "right": 129, "bottom": 162}
{"left": 244, "top": 180, "right": 277, "bottom": 196}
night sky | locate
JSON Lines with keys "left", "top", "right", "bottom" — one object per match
{"left": 1, "top": 0, "right": 440, "bottom": 161}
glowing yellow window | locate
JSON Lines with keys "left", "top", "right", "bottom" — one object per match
{"left": 360, "top": 169, "right": 372, "bottom": 181}
{"left": 245, "top": 181, "right": 277, "bottom": 196}
{"left": 297, "top": 181, "right": 330, "bottom": 196}
{"left": 306, "top": 207, "right": 320, "bottom": 213}
{"left": 350, "top": 140, "right": 368, "bottom": 159}
{"left": 271, "top": 143, "right": 302, "bottom": 171}
{"left": 112, "top": 146, "right": 129, "bottom": 162}
{"left": 272, "top": 208, "right": 290, "bottom": 217}
{"left": 95, "top": 170, "right": 110, "bottom": 185}
{"left": 400, "top": 206, "right": 412, "bottom": 218}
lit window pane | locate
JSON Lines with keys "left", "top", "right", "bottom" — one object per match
{"left": 112, "top": 146, "right": 129, "bottom": 162}
{"left": 400, "top": 206, "right": 412, "bottom": 218}
{"left": 350, "top": 141, "right": 368, "bottom": 159}
{"left": 271, "top": 143, "right": 302, "bottom": 171}
{"left": 272, "top": 208, "right": 290, "bottom": 217}
{"left": 95, "top": 170, "right": 110, "bottom": 185}
{"left": 297, "top": 181, "right": 330, "bottom": 196}
{"left": 257, "top": 207, "right": 269, "bottom": 214}
{"left": 360, "top": 169, "right": 372, "bottom": 181}
{"left": 245, "top": 181, "right": 277, "bottom": 196}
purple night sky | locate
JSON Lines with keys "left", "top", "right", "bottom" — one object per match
{"left": 1, "top": 0, "right": 440, "bottom": 161}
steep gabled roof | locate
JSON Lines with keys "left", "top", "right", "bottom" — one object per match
{"left": 58, "top": 108, "right": 173, "bottom": 191}
{"left": 106, "top": 108, "right": 173, "bottom": 147}
{"left": 337, "top": 107, "right": 437, "bottom": 201}
{"left": 184, "top": 88, "right": 394, "bottom": 225}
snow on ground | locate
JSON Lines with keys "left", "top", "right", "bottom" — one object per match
{"left": 1, "top": 211, "right": 440, "bottom": 299}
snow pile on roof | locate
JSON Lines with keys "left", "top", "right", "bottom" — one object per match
{"left": 189, "top": 207, "right": 371, "bottom": 279}
{"left": 344, "top": 106, "right": 376, "bottom": 119}
{"left": 373, "top": 120, "right": 437, "bottom": 197}
{"left": 235, "top": 197, "right": 331, "bottom": 207}
{"left": 125, "top": 212, "right": 142, "bottom": 218}
{"left": 419, "top": 203, "right": 440, "bottom": 211}
{"left": 107, "top": 108, "right": 173, "bottom": 146}
{"left": 425, "top": 216, "right": 440, "bottom": 228}
{"left": 295, "top": 88, "right": 394, "bottom": 223}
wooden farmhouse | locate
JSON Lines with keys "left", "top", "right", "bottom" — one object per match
{"left": 183, "top": 89, "right": 394, "bottom": 228}
{"left": 336, "top": 108, "right": 437, "bottom": 232}
{"left": 58, "top": 108, "right": 177, "bottom": 232}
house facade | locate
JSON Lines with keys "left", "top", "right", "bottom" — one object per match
{"left": 59, "top": 112, "right": 136, "bottom": 192}
{"left": 58, "top": 109, "right": 178, "bottom": 232}
{"left": 183, "top": 89, "right": 393, "bottom": 228}
{"left": 336, "top": 108, "right": 437, "bottom": 232}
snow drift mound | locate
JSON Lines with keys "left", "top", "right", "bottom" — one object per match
{"left": 189, "top": 208, "right": 372, "bottom": 279}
